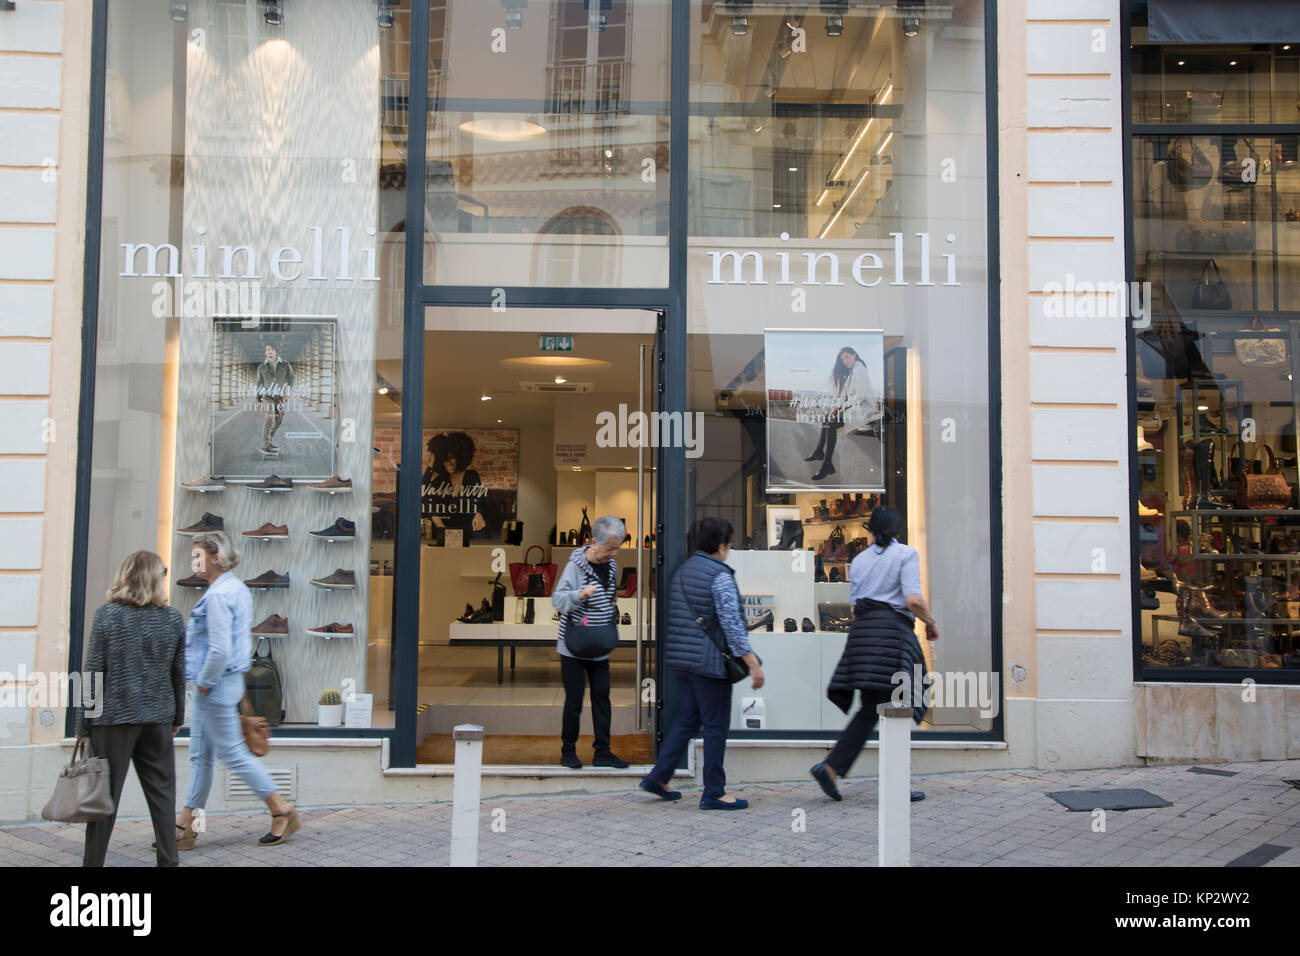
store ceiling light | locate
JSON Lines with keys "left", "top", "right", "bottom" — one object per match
{"left": 376, "top": 0, "right": 397, "bottom": 29}
{"left": 1177, "top": 59, "right": 1185, "bottom": 66}
{"left": 875, "top": 130, "right": 894, "bottom": 155}
{"left": 481, "top": 393, "right": 491, "bottom": 401}
{"left": 903, "top": 16, "right": 920, "bottom": 37}
{"left": 1229, "top": 60, "right": 1238, "bottom": 66}
{"left": 262, "top": 1, "right": 282, "bottom": 26}
{"left": 825, "top": 15, "right": 844, "bottom": 37}
{"left": 458, "top": 118, "right": 547, "bottom": 142}
{"left": 555, "top": 376, "right": 567, "bottom": 384}
{"left": 731, "top": 14, "right": 749, "bottom": 36}
{"left": 789, "top": 166, "right": 798, "bottom": 172}
{"left": 170, "top": 1, "right": 189, "bottom": 21}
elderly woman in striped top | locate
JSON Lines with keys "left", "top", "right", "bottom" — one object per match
{"left": 552, "top": 515, "right": 629, "bottom": 770}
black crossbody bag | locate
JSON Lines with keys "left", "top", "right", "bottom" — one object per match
{"left": 676, "top": 576, "right": 760, "bottom": 683}
{"left": 564, "top": 565, "right": 619, "bottom": 660}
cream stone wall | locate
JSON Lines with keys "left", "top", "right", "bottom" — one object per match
{"left": 0, "top": 0, "right": 92, "bottom": 819}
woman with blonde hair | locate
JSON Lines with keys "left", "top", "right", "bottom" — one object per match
{"left": 177, "top": 531, "right": 299, "bottom": 847}
{"left": 77, "top": 550, "right": 186, "bottom": 866}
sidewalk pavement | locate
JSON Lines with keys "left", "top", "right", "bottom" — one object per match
{"left": 4, "top": 759, "right": 1298, "bottom": 867}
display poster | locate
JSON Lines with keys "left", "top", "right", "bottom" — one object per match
{"left": 764, "top": 328, "right": 885, "bottom": 493}
{"left": 420, "top": 427, "right": 519, "bottom": 543}
{"left": 209, "top": 316, "right": 337, "bottom": 480}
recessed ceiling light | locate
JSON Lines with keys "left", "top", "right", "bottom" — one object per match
{"left": 572, "top": 466, "right": 582, "bottom": 472}
{"left": 1197, "top": 404, "right": 1208, "bottom": 411}
{"left": 1177, "top": 60, "right": 1185, "bottom": 66}
{"left": 1285, "top": 45, "right": 1293, "bottom": 51}
{"left": 481, "top": 394, "right": 491, "bottom": 401}
{"left": 555, "top": 376, "right": 567, "bottom": 384}
{"left": 1229, "top": 60, "right": 1238, "bottom": 66}
{"left": 772, "top": 203, "right": 782, "bottom": 208}
{"left": 623, "top": 466, "right": 633, "bottom": 470}
{"left": 459, "top": 118, "right": 546, "bottom": 142}
{"left": 788, "top": 166, "right": 798, "bottom": 172}
{"left": 377, "top": 386, "right": 388, "bottom": 395}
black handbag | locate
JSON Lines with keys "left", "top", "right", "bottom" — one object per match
{"left": 563, "top": 566, "right": 619, "bottom": 659}
{"left": 675, "top": 575, "right": 760, "bottom": 683}
{"left": 1192, "top": 259, "right": 1231, "bottom": 310}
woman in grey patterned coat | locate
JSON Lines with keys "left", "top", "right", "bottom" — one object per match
{"left": 77, "top": 550, "right": 186, "bottom": 867}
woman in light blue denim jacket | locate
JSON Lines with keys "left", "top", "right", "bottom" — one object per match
{"left": 174, "top": 531, "right": 299, "bottom": 849}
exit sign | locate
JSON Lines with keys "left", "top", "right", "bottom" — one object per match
{"left": 540, "top": 335, "right": 573, "bottom": 352}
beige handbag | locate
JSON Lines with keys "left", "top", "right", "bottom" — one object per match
{"left": 41, "top": 739, "right": 114, "bottom": 823}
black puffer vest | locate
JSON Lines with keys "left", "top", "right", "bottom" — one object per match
{"left": 665, "top": 552, "right": 735, "bottom": 679}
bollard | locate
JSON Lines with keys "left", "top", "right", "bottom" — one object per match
{"left": 450, "top": 723, "right": 485, "bottom": 867}
{"left": 876, "top": 704, "right": 913, "bottom": 866}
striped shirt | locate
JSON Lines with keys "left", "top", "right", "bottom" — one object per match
{"left": 76, "top": 602, "right": 186, "bottom": 737}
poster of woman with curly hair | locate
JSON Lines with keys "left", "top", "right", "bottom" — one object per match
{"left": 765, "top": 329, "right": 884, "bottom": 493}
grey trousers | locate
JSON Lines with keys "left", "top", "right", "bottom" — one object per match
{"left": 84, "top": 723, "right": 179, "bottom": 867}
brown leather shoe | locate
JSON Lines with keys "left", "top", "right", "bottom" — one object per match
{"left": 309, "top": 475, "right": 353, "bottom": 492}
{"left": 248, "top": 475, "right": 293, "bottom": 492}
{"left": 245, "top": 570, "right": 290, "bottom": 589}
{"left": 306, "top": 622, "right": 355, "bottom": 638}
{"left": 251, "top": 613, "right": 289, "bottom": 635}
{"left": 242, "top": 522, "right": 288, "bottom": 537}
{"left": 310, "top": 569, "right": 357, "bottom": 590}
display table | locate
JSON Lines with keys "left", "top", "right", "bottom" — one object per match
{"left": 448, "top": 621, "right": 653, "bottom": 683}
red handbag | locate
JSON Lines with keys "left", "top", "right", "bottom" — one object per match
{"left": 510, "top": 545, "right": 557, "bottom": 597}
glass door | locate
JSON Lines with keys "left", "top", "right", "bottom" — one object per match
{"left": 409, "top": 305, "right": 660, "bottom": 766}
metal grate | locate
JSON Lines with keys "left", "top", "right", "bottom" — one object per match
{"left": 225, "top": 768, "right": 296, "bottom": 803}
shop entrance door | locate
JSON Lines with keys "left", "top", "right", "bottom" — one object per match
{"left": 393, "top": 306, "right": 661, "bottom": 766}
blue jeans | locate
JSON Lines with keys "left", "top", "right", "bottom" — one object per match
{"left": 184, "top": 671, "right": 276, "bottom": 808}
{"left": 647, "top": 668, "right": 732, "bottom": 799}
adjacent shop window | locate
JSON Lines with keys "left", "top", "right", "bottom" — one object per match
{"left": 421, "top": 0, "right": 670, "bottom": 287}
{"left": 87, "top": 0, "right": 413, "bottom": 727}
{"left": 686, "top": 0, "right": 994, "bottom": 733}
{"left": 1131, "top": 36, "right": 1300, "bottom": 672}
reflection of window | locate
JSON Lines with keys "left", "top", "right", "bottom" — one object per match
{"left": 533, "top": 206, "right": 620, "bottom": 286}
{"left": 548, "top": 0, "right": 631, "bottom": 167}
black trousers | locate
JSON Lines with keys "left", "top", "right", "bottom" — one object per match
{"left": 560, "top": 655, "right": 612, "bottom": 755}
{"left": 84, "top": 723, "right": 179, "bottom": 867}
{"left": 824, "top": 688, "right": 895, "bottom": 777}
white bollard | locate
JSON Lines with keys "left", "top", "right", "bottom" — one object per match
{"left": 450, "top": 723, "right": 485, "bottom": 867}
{"left": 876, "top": 704, "right": 913, "bottom": 866}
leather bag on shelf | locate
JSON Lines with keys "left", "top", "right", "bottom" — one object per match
{"left": 244, "top": 637, "right": 284, "bottom": 727}
{"left": 510, "top": 544, "right": 557, "bottom": 597}
{"left": 1167, "top": 137, "right": 1214, "bottom": 189}
{"left": 1138, "top": 313, "right": 1213, "bottom": 380}
{"left": 1191, "top": 260, "right": 1232, "bottom": 310}
{"left": 41, "top": 739, "right": 114, "bottom": 823}
{"left": 1237, "top": 445, "right": 1292, "bottom": 510}
{"left": 1233, "top": 316, "right": 1288, "bottom": 368}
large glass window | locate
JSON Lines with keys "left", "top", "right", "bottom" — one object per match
{"left": 419, "top": 0, "right": 672, "bottom": 287}
{"left": 86, "top": 0, "right": 411, "bottom": 727}
{"left": 686, "top": 0, "right": 994, "bottom": 733}
{"left": 1131, "top": 34, "right": 1300, "bottom": 674}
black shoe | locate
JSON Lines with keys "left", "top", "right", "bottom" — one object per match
{"left": 699, "top": 795, "right": 749, "bottom": 810}
{"left": 621, "top": 612, "right": 631, "bottom": 625}
{"left": 639, "top": 776, "right": 682, "bottom": 801}
{"left": 810, "top": 762, "right": 842, "bottom": 801}
{"left": 746, "top": 609, "right": 774, "bottom": 632}
{"left": 802, "top": 617, "right": 815, "bottom": 632}
{"left": 784, "top": 617, "right": 797, "bottom": 632}
{"left": 593, "top": 752, "right": 629, "bottom": 768}
{"left": 560, "top": 752, "right": 582, "bottom": 769}
{"left": 456, "top": 602, "right": 475, "bottom": 623}
{"left": 804, "top": 449, "right": 825, "bottom": 462}
{"left": 812, "top": 462, "right": 837, "bottom": 481}
{"left": 911, "top": 791, "right": 926, "bottom": 802}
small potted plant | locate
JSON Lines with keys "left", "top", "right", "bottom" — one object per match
{"left": 318, "top": 688, "right": 344, "bottom": 727}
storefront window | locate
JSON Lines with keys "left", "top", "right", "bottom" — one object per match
{"left": 686, "top": 0, "right": 994, "bottom": 732}
{"left": 1131, "top": 36, "right": 1300, "bottom": 673}
{"left": 87, "top": 0, "right": 410, "bottom": 727}
{"left": 420, "top": 0, "right": 671, "bottom": 287}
